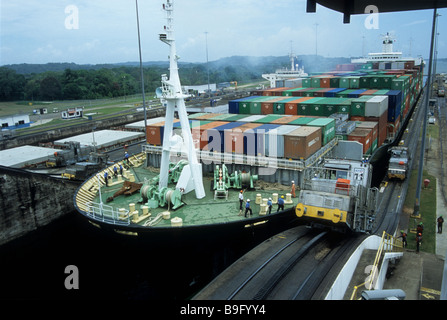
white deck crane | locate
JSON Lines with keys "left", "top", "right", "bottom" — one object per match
{"left": 158, "top": 0, "right": 205, "bottom": 199}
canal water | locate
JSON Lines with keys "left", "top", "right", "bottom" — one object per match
{"left": 0, "top": 210, "right": 297, "bottom": 299}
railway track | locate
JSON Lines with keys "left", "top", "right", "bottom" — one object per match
{"left": 194, "top": 227, "right": 351, "bottom": 300}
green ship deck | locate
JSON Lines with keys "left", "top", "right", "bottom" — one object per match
{"left": 74, "top": 153, "right": 299, "bottom": 231}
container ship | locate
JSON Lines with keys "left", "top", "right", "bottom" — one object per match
{"left": 73, "top": 0, "right": 423, "bottom": 238}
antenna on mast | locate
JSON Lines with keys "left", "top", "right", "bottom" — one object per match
{"left": 158, "top": 0, "right": 205, "bottom": 199}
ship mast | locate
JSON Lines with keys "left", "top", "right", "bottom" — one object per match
{"left": 159, "top": 0, "right": 205, "bottom": 199}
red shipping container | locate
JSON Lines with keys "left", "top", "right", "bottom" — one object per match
{"left": 224, "top": 123, "right": 263, "bottom": 154}
{"left": 146, "top": 120, "right": 179, "bottom": 145}
{"left": 284, "top": 97, "right": 314, "bottom": 115}
{"left": 348, "top": 128, "right": 372, "bottom": 154}
{"left": 359, "top": 90, "right": 378, "bottom": 96}
{"left": 270, "top": 115, "right": 301, "bottom": 124}
{"left": 320, "top": 77, "right": 333, "bottom": 88}
{"left": 195, "top": 121, "right": 230, "bottom": 150}
{"left": 356, "top": 121, "right": 378, "bottom": 142}
{"left": 261, "top": 97, "right": 287, "bottom": 115}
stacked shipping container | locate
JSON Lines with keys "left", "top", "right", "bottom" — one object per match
{"left": 149, "top": 63, "right": 421, "bottom": 160}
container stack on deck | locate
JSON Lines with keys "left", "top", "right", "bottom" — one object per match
{"left": 145, "top": 62, "right": 422, "bottom": 162}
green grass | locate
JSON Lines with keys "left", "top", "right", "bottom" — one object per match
{"left": 403, "top": 169, "right": 437, "bottom": 253}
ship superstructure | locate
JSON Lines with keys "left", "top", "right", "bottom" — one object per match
{"left": 262, "top": 49, "right": 308, "bottom": 88}
{"left": 352, "top": 32, "right": 423, "bottom": 66}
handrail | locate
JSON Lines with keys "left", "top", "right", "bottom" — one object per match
{"left": 142, "top": 138, "right": 338, "bottom": 171}
{"left": 350, "top": 231, "right": 404, "bottom": 300}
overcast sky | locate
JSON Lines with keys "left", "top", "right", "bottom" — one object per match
{"left": 1, "top": 0, "right": 446, "bottom": 66}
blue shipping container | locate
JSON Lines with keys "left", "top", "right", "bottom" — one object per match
{"left": 211, "top": 122, "right": 245, "bottom": 153}
{"left": 325, "top": 88, "right": 346, "bottom": 97}
{"left": 250, "top": 124, "right": 280, "bottom": 156}
{"left": 347, "top": 89, "right": 367, "bottom": 98}
{"left": 385, "top": 90, "right": 402, "bottom": 122}
{"left": 228, "top": 96, "right": 259, "bottom": 114}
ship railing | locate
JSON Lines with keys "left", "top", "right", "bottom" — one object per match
{"left": 85, "top": 201, "right": 131, "bottom": 225}
{"left": 142, "top": 138, "right": 337, "bottom": 171}
{"left": 303, "top": 179, "right": 359, "bottom": 196}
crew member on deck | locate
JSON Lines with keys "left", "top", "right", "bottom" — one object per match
{"left": 104, "top": 171, "right": 109, "bottom": 186}
{"left": 238, "top": 190, "right": 244, "bottom": 216}
{"left": 291, "top": 180, "right": 296, "bottom": 198}
{"left": 267, "top": 198, "right": 273, "bottom": 214}
{"left": 277, "top": 195, "right": 285, "bottom": 212}
{"left": 245, "top": 199, "right": 252, "bottom": 218}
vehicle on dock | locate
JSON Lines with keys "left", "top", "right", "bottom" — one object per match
{"left": 387, "top": 146, "right": 409, "bottom": 180}
{"left": 295, "top": 158, "right": 378, "bottom": 233}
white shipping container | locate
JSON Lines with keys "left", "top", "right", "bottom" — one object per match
{"left": 285, "top": 78, "right": 303, "bottom": 88}
{"left": 365, "top": 96, "right": 388, "bottom": 117}
{"left": 265, "top": 125, "right": 299, "bottom": 158}
{"left": 236, "top": 115, "right": 266, "bottom": 122}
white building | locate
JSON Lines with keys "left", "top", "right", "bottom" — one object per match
{"left": 0, "top": 114, "right": 31, "bottom": 130}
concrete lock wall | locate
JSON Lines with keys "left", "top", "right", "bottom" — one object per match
{"left": 0, "top": 166, "right": 79, "bottom": 246}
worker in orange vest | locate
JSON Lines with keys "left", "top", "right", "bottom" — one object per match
{"left": 291, "top": 180, "right": 296, "bottom": 198}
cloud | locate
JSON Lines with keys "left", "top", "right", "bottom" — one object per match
{"left": 1, "top": 1, "right": 446, "bottom": 65}
{"left": 401, "top": 19, "right": 427, "bottom": 27}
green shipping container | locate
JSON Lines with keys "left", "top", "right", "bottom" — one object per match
{"left": 339, "top": 77, "right": 351, "bottom": 88}
{"left": 349, "top": 76, "right": 360, "bottom": 89}
{"left": 311, "top": 77, "right": 321, "bottom": 88}
{"left": 305, "top": 97, "right": 326, "bottom": 116}
{"left": 273, "top": 97, "right": 300, "bottom": 115}
{"left": 330, "top": 98, "right": 352, "bottom": 114}
{"left": 330, "top": 77, "right": 340, "bottom": 88}
{"left": 369, "top": 76, "right": 381, "bottom": 89}
{"left": 297, "top": 97, "right": 324, "bottom": 116}
{"left": 238, "top": 96, "right": 267, "bottom": 114}
{"left": 306, "top": 118, "right": 336, "bottom": 145}
{"left": 288, "top": 117, "right": 316, "bottom": 125}
{"left": 253, "top": 114, "right": 286, "bottom": 123}
{"left": 208, "top": 114, "right": 238, "bottom": 121}
{"left": 249, "top": 97, "right": 273, "bottom": 114}
{"left": 336, "top": 89, "right": 356, "bottom": 98}
{"left": 302, "top": 88, "right": 321, "bottom": 97}
{"left": 379, "top": 75, "right": 396, "bottom": 89}
{"left": 224, "top": 114, "right": 253, "bottom": 121}
{"left": 350, "top": 96, "right": 372, "bottom": 116}
{"left": 302, "top": 78, "right": 312, "bottom": 87}
{"left": 359, "top": 76, "right": 371, "bottom": 88}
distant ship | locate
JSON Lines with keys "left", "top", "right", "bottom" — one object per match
{"left": 351, "top": 32, "right": 423, "bottom": 66}
{"left": 262, "top": 49, "right": 308, "bottom": 88}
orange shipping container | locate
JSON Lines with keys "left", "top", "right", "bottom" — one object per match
{"left": 355, "top": 121, "right": 378, "bottom": 142}
{"left": 146, "top": 119, "right": 180, "bottom": 145}
{"left": 270, "top": 115, "right": 301, "bottom": 124}
{"left": 320, "top": 77, "right": 333, "bottom": 88}
{"left": 261, "top": 97, "right": 288, "bottom": 115}
{"left": 348, "top": 128, "right": 372, "bottom": 154}
{"left": 263, "top": 87, "right": 287, "bottom": 96}
{"left": 192, "top": 121, "right": 230, "bottom": 150}
{"left": 284, "top": 126, "right": 322, "bottom": 160}
{"left": 284, "top": 97, "right": 313, "bottom": 115}
{"left": 224, "top": 122, "right": 263, "bottom": 154}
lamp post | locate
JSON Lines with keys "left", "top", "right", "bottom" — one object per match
{"left": 413, "top": 8, "right": 439, "bottom": 218}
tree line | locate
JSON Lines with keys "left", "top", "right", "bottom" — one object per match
{"left": 0, "top": 55, "right": 355, "bottom": 102}
{"left": 0, "top": 60, "right": 269, "bottom": 102}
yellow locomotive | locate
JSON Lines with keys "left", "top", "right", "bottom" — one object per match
{"left": 295, "top": 158, "right": 378, "bottom": 233}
